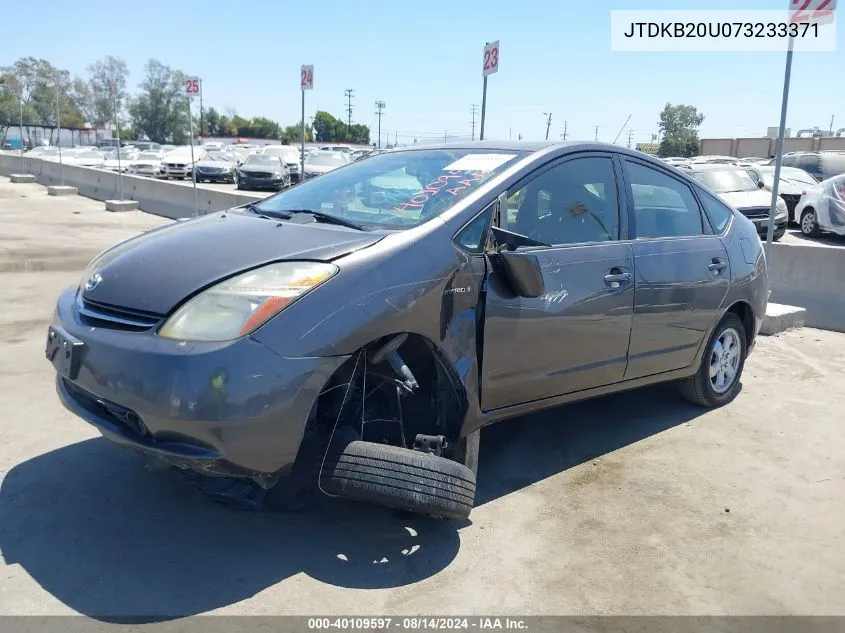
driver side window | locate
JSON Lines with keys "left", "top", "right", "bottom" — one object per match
{"left": 507, "top": 156, "right": 620, "bottom": 246}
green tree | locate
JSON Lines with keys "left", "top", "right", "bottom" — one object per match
{"left": 280, "top": 122, "right": 312, "bottom": 144}
{"left": 313, "top": 110, "right": 342, "bottom": 142}
{"left": 657, "top": 103, "right": 704, "bottom": 158}
{"left": 128, "top": 59, "right": 189, "bottom": 144}
{"left": 85, "top": 56, "right": 129, "bottom": 127}
{"left": 203, "top": 106, "right": 220, "bottom": 136}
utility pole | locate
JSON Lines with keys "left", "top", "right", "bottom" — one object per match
{"left": 627, "top": 129, "right": 634, "bottom": 148}
{"left": 509, "top": 127, "right": 512, "bottom": 140}
{"left": 394, "top": 130, "right": 397, "bottom": 147}
{"left": 561, "top": 120, "right": 568, "bottom": 140}
{"left": 543, "top": 112, "right": 552, "bottom": 141}
{"left": 594, "top": 125, "right": 599, "bottom": 141}
{"left": 444, "top": 130, "right": 448, "bottom": 143}
{"left": 470, "top": 104, "right": 479, "bottom": 141}
{"left": 374, "top": 100, "right": 385, "bottom": 148}
{"left": 830, "top": 114, "right": 835, "bottom": 135}
{"left": 344, "top": 89, "right": 355, "bottom": 131}
{"left": 199, "top": 79, "right": 204, "bottom": 141}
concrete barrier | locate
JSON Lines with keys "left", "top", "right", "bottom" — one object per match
{"left": 768, "top": 242, "right": 845, "bottom": 333}
{"left": 0, "top": 154, "right": 261, "bottom": 219}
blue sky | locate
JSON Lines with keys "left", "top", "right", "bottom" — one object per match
{"left": 3, "top": 0, "right": 842, "bottom": 144}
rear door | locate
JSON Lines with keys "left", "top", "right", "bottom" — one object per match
{"left": 622, "top": 158, "right": 731, "bottom": 379}
{"left": 480, "top": 153, "right": 635, "bottom": 411}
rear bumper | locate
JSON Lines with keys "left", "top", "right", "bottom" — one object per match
{"left": 49, "top": 287, "right": 348, "bottom": 477}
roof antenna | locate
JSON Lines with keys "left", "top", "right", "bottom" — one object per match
{"left": 612, "top": 114, "right": 633, "bottom": 145}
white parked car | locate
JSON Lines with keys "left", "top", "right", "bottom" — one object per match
{"left": 262, "top": 145, "right": 303, "bottom": 183}
{"left": 793, "top": 174, "right": 845, "bottom": 238}
{"left": 128, "top": 151, "right": 168, "bottom": 177}
{"left": 163, "top": 148, "right": 207, "bottom": 179}
{"left": 63, "top": 149, "right": 106, "bottom": 168}
{"left": 303, "top": 151, "right": 350, "bottom": 179}
{"left": 100, "top": 148, "right": 138, "bottom": 172}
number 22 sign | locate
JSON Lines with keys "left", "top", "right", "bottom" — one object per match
{"left": 301, "top": 65, "right": 314, "bottom": 90}
{"left": 184, "top": 76, "right": 200, "bottom": 98}
{"left": 482, "top": 41, "right": 499, "bottom": 77}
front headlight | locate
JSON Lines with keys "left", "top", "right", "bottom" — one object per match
{"left": 272, "top": 171, "right": 282, "bottom": 178}
{"left": 158, "top": 262, "right": 338, "bottom": 342}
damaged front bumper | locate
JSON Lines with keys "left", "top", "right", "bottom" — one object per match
{"left": 50, "top": 286, "right": 348, "bottom": 483}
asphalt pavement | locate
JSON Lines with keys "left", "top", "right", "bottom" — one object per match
{"left": 1, "top": 176, "right": 844, "bottom": 619}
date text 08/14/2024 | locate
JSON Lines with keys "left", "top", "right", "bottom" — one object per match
{"left": 307, "top": 617, "right": 529, "bottom": 630}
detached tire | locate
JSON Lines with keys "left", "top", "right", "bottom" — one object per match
{"left": 679, "top": 312, "right": 747, "bottom": 408}
{"left": 320, "top": 429, "right": 476, "bottom": 520}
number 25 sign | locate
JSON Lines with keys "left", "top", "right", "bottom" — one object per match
{"left": 184, "top": 76, "right": 200, "bottom": 98}
{"left": 301, "top": 65, "right": 314, "bottom": 90}
{"left": 482, "top": 40, "right": 500, "bottom": 77}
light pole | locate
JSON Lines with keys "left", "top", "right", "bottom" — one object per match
{"left": 56, "top": 88, "right": 64, "bottom": 186}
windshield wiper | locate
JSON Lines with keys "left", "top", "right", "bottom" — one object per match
{"left": 242, "top": 203, "right": 292, "bottom": 221}
{"left": 276, "top": 209, "right": 364, "bottom": 230}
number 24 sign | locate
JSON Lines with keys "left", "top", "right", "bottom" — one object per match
{"left": 184, "top": 76, "right": 200, "bottom": 98}
{"left": 482, "top": 41, "right": 499, "bottom": 77}
{"left": 301, "top": 65, "right": 314, "bottom": 90}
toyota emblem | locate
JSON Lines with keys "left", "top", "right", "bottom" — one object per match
{"left": 84, "top": 272, "right": 103, "bottom": 292}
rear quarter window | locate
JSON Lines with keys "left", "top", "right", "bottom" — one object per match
{"left": 698, "top": 191, "right": 734, "bottom": 233}
{"left": 822, "top": 154, "right": 845, "bottom": 175}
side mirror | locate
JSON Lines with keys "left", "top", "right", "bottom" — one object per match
{"left": 757, "top": 180, "right": 765, "bottom": 189}
{"left": 498, "top": 251, "right": 545, "bottom": 298}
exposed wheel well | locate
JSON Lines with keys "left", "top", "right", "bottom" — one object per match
{"left": 305, "top": 333, "right": 469, "bottom": 458}
{"left": 726, "top": 301, "right": 755, "bottom": 349}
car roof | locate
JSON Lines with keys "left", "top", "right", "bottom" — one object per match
{"left": 688, "top": 163, "right": 747, "bottom": 172}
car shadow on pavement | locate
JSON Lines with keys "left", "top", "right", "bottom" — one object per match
{"left": 475, "top": 383, "right": 717, "bottom": 506}
{"left": 0, "top": 381, "right": 718, "bottom": 621}
{"left": 785, "top": 229, "right": 845, "bottom": 247}
{"left": 0, "top": 439, "right": 464, "bottom": 621}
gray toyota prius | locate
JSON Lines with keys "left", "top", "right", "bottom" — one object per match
{"left": 46, "top": 141, "right": 768, "bottom": 519}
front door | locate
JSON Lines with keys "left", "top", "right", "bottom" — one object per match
{"left": 622, "top": 158, "right": 731, "bottom": 379}
{"left": 480, "top": 154, "right": 635, "bottom": 411}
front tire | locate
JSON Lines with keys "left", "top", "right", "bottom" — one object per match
{"left": 320, "top": 427, "right": 476, "bottom": 520}
{"left": 801, "top": 208, "right": 823, "bottom": 237}
{"left": 679, "top": 312, "right": 747, "bottom": 408}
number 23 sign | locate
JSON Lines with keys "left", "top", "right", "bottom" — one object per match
{"left": 482, "top": 41, "right": 499, "bottom": 77}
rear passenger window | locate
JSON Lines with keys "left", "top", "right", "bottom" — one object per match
{"left": 699, "top": 193, "right": 734, "bottom": 233}
{"left": 626, "top": 162, "right": 704, "bottom": 238}
{"left": 797, "top": 154, "right": 820, "bottom": 173}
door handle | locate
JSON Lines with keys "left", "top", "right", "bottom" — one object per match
{"left": 708, "top": 258, "right": 728, "bottom": 274}
{"left": 604, "top": 272, "right": 632, "bottom": 288}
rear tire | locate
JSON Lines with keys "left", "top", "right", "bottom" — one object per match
{"left": 319, "top": 427, "right": 476, "bottom": 520}
{"left": 679, "top": 312, "right": 747, "bottom": 408}
{"left": 800, "top": 208, "right": 823, "bottom": 237}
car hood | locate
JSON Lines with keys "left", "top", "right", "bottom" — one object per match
{"left": 305, "top": 164, "right": 340, "bottom": 174}
{"left": 239, "top": 165, "right": 280, "bottom": 173}
{"left": 81, "top": 211, "right": 384, "bottom": 315}
{"left": 718, "top": 189, "right": 773, "bottom": 209}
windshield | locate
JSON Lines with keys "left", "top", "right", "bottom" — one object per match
{"left": 137, "top": 152, "right": 161, "bottom": 160}
{"left": 244, "top": 155, "right": 280, "bottom": 166}
{"left": 694, "top": 169, "right": 758, "bottom": 193}
{"left": 760, "top": 168, "right": 818, "bottom": 188}
{"left": 204, "top": 151, "right": 228, "bottom": 162}
{"left": 307, "top": 153, "right": 349, "bottom": 167}
{"left": 253, "top": 148, "right": 526, "bottom": 230}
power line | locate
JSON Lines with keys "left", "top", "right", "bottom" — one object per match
{"left": 470, "top": 104, "right": 479, "bottom": 141}
{"left": 374, "top": 100, "right": 385, "bottom": 148}
{"left": 344, "top": 89, "right": 355, "bottom": 130}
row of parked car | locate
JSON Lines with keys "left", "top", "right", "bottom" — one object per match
{"left": 659, "top": 151, "right": 845, "bottom": 240}
{"left": 21, "top": 142, "right": 381, "bottom": 192}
